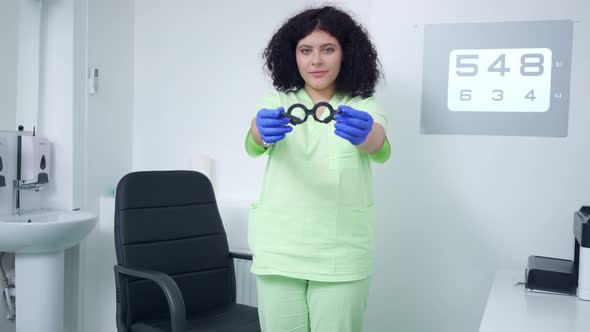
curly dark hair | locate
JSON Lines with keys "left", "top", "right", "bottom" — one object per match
{"left": 263, "top": 6, "right": 381, "bottom": 98}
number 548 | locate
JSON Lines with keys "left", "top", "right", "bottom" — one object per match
{"left": 456, "top": 53, "right": 545, "bottom": 77}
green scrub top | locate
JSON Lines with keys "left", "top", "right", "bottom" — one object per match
{"left": 246, "top": 89, "right": 389, "bottom": 282}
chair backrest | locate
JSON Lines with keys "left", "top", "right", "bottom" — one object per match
{"left": 114, "top": 170, "right": 235, "bottom": 325}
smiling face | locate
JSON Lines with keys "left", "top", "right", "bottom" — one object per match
{"left": 295, "top": 29, "right": 343, "bottom": 97}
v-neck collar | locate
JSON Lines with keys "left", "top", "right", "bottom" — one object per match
{"left": 297, "top": 88, "right": 343, "bottom": 106}
{"left": 296, "top": 89, "right": 343, "bottom": 121}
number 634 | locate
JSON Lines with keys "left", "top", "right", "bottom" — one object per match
{"left": 459, "top": 89, "right": 537, "bottom": 101}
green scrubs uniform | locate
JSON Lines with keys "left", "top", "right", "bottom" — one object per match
{"left": 246, "top": 89, "right": 389, "bottom": 332}
{"left": 246, "top": 89, "right": 389, "bottom": 282}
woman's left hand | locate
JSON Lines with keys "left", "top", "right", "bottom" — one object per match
{"left": 333, "top": 105, "right": 374, "bottom": 145}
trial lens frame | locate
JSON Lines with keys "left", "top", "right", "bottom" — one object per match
{"left": 284, "top": 102, "right": 340, "bottom": 125}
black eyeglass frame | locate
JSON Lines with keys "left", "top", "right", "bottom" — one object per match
{"left": 284, "top": 102, "right": 340, "bottom": 125}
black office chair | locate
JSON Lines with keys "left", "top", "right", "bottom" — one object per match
{"left": 113, "top": 170, "right": 260, "bottom": 332}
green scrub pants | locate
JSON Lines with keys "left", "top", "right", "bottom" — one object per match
{"left": 256, "top": 275, "right": 370, "bottom": 332}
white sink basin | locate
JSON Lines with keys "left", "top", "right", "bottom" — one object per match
{"left": 0, "top": 209, "right": 97, "bottom": 332}
{"left": 0, "top": 209, "right": 97, "bottom": 253}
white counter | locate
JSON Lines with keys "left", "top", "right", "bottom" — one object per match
{"left": 479, "top": 270, "right": 590, "bottom": 332}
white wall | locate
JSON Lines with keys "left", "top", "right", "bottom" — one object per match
{"left": 79, "top": 0, "right": 134, "bottom": 331}
{"left": 366, "top": 1, "right": 590, "bottom": 330}
{"left": 0, "top": 0, "right": 43, "bottom": 133}
{"left": 84, "top": 0, "right": 134, "bottom": 215}
{"left": 0, "top": 0, "right": 134, "bottom": 331}
{"left": 0, "top": 0, "right": 92, "bottom": 331}
{"left": 132, "top": 1, "right": 590, "bottom": 331}
{"left": 38, "top": 0, "right": 76, "bottom": 213}
{"left": 132, "top": 0, "right": 370, "bottom": 199}
{"left": 37, "top": 1, "right": 81, "bottom": 332}
{"left": 0, "top": 0, "right": 18, "bottom": 131}
{"left": 5, "top": 0, "right": 589, "bottom": 331}
{"left": 16, "top": 0, "right": 42, "bottom": 132}
{"left": 0, "top": 1, "right": 35, "bottom": 329}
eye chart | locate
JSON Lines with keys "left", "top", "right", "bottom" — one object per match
{"left": 421, "top": 20, "right": 573, "bottom": 136}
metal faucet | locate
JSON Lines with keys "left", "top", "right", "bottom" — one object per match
{"left": 13, "top": 180, "right": 44, "bottom": 216}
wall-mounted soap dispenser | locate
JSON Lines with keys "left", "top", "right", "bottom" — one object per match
{"left": 0, "top": 137, "right": 7, "bottom": 188}
{"left": 19, "top": 136, "right": 50, "bottom": 184}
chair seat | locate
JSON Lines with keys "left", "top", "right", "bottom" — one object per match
{"left": 130, "top": 303, "right": 261, "bottom": 332}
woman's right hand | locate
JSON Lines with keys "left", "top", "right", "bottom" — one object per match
{"left": 256, "top": 107, "right": 293, "bottom": 144}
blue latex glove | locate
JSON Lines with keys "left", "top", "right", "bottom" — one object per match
{"left": 333, "top": 105, "right": 374, "bottom": 145}
{"left": 256, "top": 107, "right": 292, "bottom": 144}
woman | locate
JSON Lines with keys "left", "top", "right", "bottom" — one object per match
{"left": 245, "top": 6, "right": 390, "bottom": 332}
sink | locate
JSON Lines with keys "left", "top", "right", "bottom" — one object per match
{"left": 0, "top": 209, "right": 97, "bottom": 332}
{"left": 0, "top": 209, "right": 97, "bottom": 253}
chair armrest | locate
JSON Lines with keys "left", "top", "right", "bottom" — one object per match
{"left": 230, "top": 250, "right": 252, "bottom": 261}
{"left": 114, "top": 265, "right": 186, "bottom": 332}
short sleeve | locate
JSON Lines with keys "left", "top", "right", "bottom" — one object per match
{"left": 361, "top": 96, "right": 388, "bottom": 136}
{"left": 254, "top": 90, "right": 281, "bottom": 116}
